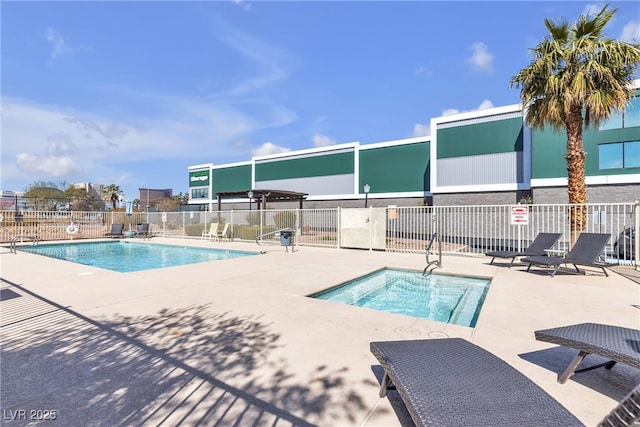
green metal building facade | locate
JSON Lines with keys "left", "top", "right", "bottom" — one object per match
{"left": 188, "top": 84, "right": 639, "bottom": 208}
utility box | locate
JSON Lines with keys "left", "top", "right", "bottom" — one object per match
{"left": 340, "top": 208, "right": 386, "bottom": 250}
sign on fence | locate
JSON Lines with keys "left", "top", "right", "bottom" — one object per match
{"left": 510, "top": 205, "right": 529, "bottom": 225}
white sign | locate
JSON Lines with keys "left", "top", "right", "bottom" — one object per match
{"left": 162, "top": 212, "right": 167, "bottom": 223}
{"left": 510, "top": 205, "right": 529, "bottom": 225}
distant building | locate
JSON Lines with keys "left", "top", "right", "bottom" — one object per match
{"left": 139, "top": 188, "right": 172, "bottom": 209}
{"left": 0, "top": 190, "right": 26, "bottom": 211}
{"left": 71, "top": 182, "right": 102, "bottom": 199}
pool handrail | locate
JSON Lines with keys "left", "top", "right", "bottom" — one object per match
{"left": 256, "top": 228, "right": 296, "bottom": 252}
{"left": 424, "top": 232, "right": 442, "bottom": 274}
{"left": 10, "top": 235, "right": 38, "bottom": 254}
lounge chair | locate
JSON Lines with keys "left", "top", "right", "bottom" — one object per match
{"left": 213, "top": 223, "right": 230, "bottom": 242}
{"left": 134, "top": 223, "right": 151, "bottom": 239}
{"left": 370, "top": 338, "right": 583, "bottom": 426}
{"left": 201, "top": 223, "right": 219, "bottom": 241}
{"left": 600, "top": 384, "right": 640, "bottom": 427}
{"left": 104, "top": 223, "right": 124, "bottom": 238}
{"left": 485, "top": 232, "right": 562, "bottom": 267}
{"left": 535, "top": 322, "right": 640, "bottom": 384}
{"left": 521, "top": 232, "right": 610, "bottom": 277}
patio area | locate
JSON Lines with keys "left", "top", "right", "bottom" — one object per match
{"left": 1, "top": 238, "right": 638, "bottom": 426}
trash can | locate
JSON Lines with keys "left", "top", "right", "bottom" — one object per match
{"left": 280, "top": 230, "right": 292, "bottom": 248}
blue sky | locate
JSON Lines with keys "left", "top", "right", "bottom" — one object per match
{"left": 2, "top": 1, "right": 639, "bottom": 200}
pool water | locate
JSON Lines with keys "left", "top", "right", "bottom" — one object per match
{"left": 18, "top": 241, "right": 257, "bottom": 273}
{"left": 312, "top": 268, "right": 490, "bottom": 327}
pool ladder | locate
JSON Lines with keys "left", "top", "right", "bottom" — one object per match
{"left": 9, "top": 235, "right": 38, "bottom": 254}
{"left": 423, "top": 232, "right": 442, "bottom": 274}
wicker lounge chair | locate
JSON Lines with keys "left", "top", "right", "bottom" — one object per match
{"left": 370, "top": 338, "right": 583, "bottom": 426}
{"left": 535, "top": 322, "right": 640, "bottom": 384}
{"left": 485, "top": 232, "right": 561, "bottom": 267}
{"left": 599, "top": 384, "right": 640, "bottom": 427}
{"left": 521, "top": 232, "right": 610, "bottom": 277}
{"left": 104, "top": 223, "right": 124, "bottom": 238}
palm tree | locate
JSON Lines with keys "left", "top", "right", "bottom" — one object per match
{"left": 102, "top": 184, "right": 123, "bottom": 211}
{"left": 510, "top": 4, "right": 640, "bottom": 240}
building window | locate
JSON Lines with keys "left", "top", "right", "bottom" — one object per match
{"left": 599, "top": 97, "right": 639, "bottom": 130}
{"left": 627, "top": 106, "right": 640, "bottom": 128}
{"left": 599, "top": 141, "right": 640, "bottom": 169}
{"left": 627, "top": 141, "right": 640, "bottom": 167}
{"left": 191, "top": 188, "right": 209, "bottom": 199}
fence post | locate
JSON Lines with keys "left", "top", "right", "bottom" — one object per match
{"left": 368, "top": 206, "right": 372, "bottom": 251}
{"left": 635, "top": 200, "right": 639, "bottom": 271}
{"left": 337, "top": 207, "right": 341, "bottom": 249}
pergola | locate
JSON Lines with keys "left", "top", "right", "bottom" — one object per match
{"left": 214, "top": 189, "right": 308, "bottom": 211}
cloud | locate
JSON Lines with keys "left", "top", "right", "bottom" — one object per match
{"left": 468, "top": 42, "right": 493, "bottom": 73}
{"left": 233, "top": 0, "right": 251, "bottom": 12}
{"left": 47, "top": 134, "right": 77, "bottom": 155}
{"left": 44, "top": 28, "right": 75, "bottom": 58}
{"left": 312, "top": 133, "right": 336, "bottom": 147}
{"left": 251, "top": 142, "right": 291, "bottom": 157}
{"left": 211, "top": 19, "right": 294, "bottom": 98}
{"left": 2, "top": 19, "right": 301, "bottom": 191}
{"left": 478, "top": 99, "right": 494, "bottom": 110}
{"left": 413, "top": 66, "right": 432, "bottom": 77}
{"left": 442, "top": 108, "right": 461, "bottom": 116}
{"left": 16, "top": 152, "right": 82, "bottom": 176}
{"left": 411, "top": 123, "right": 430, "bottom": 137}
{"left": 441, "top": 99, "right": 494, "bottom": 116}
{"left": 582, "top": 3, "right": 605, "bottom": 17}
{"left": 63, "top": 117, "right": 129, "bottom": 140}
{"left": 620, "top": 20, "right": 640, "bottom": 43}
{"left": 0, "top": 94, "right": 295, "bottom": 188}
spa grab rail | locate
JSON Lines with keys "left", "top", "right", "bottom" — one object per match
{"left": 423, "top": 232, "right": 442, "bottom": 274}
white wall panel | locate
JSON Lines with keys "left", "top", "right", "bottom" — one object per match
{"left": 438, "top": 152, "right": 523, "bottom": 186}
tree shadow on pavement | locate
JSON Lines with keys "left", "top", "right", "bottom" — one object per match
{"left": 0, "top": 278, "right": 370, "bottom": 426}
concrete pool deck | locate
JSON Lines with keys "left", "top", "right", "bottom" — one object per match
{"left": 1, "top": 238, "right": 639, "bottom": 426}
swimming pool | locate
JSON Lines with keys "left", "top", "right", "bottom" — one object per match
{"left": 311, "top": 268, "right": 490, "bottom": 327}
{"left": 17, "top": 241, "right": 257, "bottom": 273}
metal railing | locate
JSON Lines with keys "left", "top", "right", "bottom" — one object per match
{"left": 424, "top": 232, "right": 442, "bottom": 274}
{"left": 2, "top": 202, "right": 637, "bottom": 266}
{"left": 10, "top": 235, "right": 38, "bottom": 254}
{"left": 256, "top": 228, "right": 296, "bottom": 252}
{"left": 0, "top": 211, "right": 148, "bottom": 243}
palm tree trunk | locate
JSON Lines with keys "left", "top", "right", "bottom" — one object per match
{"left": 565, "top": 105, "right": 587, "bottom": 244}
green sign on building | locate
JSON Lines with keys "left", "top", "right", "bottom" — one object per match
{"left": 189, "top": 170, "right": 210, "bottom": 187}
